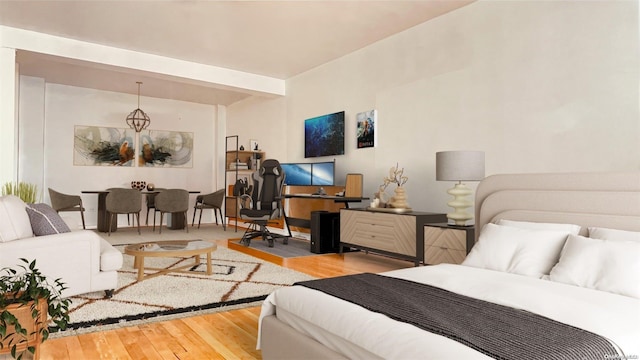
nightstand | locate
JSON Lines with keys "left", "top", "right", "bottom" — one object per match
{"left": 424, "top": 223, "right": 475, "bottom": 265}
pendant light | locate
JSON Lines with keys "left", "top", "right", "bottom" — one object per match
{"left": 126, "top": 81, "right": 151, "bottom": 132}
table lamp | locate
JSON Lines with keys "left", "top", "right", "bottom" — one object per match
{"left": 435, "top": 151, "right": 485, "bottom": 226}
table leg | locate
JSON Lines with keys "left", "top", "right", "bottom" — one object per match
{"left": 97, "top": 192, "right": 118, "bottom": 232}
{"left": 137, "top": 257, "right": 145, "bottom": 281}
{"left": 194, "top": 254, "right": 201, "bottom": 265}
{"left": 168, "top": 212, "right": 186, "bottom": 229}
{"left": 206, "top": 251, "right": 212, "bottom": 275}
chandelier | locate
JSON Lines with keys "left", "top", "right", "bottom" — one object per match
{"left": 126, "top": 81, "right": 151, "bottom": 132}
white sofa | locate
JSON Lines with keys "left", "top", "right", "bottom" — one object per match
{"left": 0, "top": 195, "right": 122, "bottom": 298}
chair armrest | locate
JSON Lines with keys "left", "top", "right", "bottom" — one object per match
{"left": 239, "top": 194, "right": 253, "bottom": 209}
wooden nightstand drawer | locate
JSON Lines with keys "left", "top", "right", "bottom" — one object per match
{"left": 424, "top": 224, "right": 474, "bottom": 265}
{"left": 424, "top": 226, "right": 466, "bottom": 251}
{"left": 425, "top": 245, "right": 466, "bottom": 265}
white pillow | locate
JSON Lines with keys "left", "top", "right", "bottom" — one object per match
{"left": 549, "top": 234, "right": 640, "bottom": 299}
{"left": 588, "top": 227, "right": 640, "bottom": 243}
{"left": 462, "top": 223, "right": 571, "bottom": 278}
{"left": 497, "top": 219, "right": 581, "bottom": 235}
{"left": 0, "top": 195, "right": 34, "bottom": 242}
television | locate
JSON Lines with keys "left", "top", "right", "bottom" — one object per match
{"left": 281, "top": 161, "right": 335, "bottom": 186}
{"left": 304, "top": 111, "right": 345, "bottom": 158}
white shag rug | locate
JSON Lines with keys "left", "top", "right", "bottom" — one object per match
{"left": 50, "top": 245, "right": 314, "bottom": 337}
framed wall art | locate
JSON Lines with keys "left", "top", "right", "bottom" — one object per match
{"left": 139, "top": 130, "right": 194, "bottom": 168}
{"left": 304, "top": 111, "right": 345, "bottom": 158}
{"left": 73, "top": 125, "right": 135, "bottom": 166}
{"left": 356, "top": 109, "right": 377, "bottom": 149}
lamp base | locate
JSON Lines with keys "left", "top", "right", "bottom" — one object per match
{"left": 446, "top": 182, "right": 473, "bottom": 226}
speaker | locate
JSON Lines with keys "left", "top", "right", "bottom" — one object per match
{"left": 310, "top": 211, "right": 340, "bottom": 254}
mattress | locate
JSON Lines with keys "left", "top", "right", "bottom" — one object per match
{"left": 259, "top": 264, "right": 640, "bottom": 359}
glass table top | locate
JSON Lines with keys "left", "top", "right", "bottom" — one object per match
{"left": 124, "top": 240, "right": 216, "bottom": 253}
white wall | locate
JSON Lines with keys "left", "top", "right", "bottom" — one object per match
{"left": 19, "top": 79, "right": 220, "bottom": 228}
{"left": 228, "top": 0, "right": 639, "bottom": 216}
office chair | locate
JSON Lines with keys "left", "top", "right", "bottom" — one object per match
{"left": 192, "top": 189, "right": 225, "bottom": 229}
{"left": 105, "top": 188, "right": 142, "bottom": 236}
{"left": 239, "top": 159, "right": 288, "bottom": 247}
{"left": 48, "top": 188, "right": 86, "bottom": 229}
{"left": 154, "top": 189, "right": 189, "bottom": 234}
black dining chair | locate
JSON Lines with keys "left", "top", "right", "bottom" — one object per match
{"left": 154, "top": 189, "right": 190, "bottom": 234}
{"left": 105, "top": 188, "right": 142, "bottom": 236}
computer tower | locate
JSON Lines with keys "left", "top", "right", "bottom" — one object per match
{"left": 310, "top": 211, "right": 340, "bottom": 254}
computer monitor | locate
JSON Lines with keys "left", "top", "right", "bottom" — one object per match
{"left": 311, "top": 161, "right": 335, "bottom": 186}
{"left": 281, "top": 163, "right": 312, "bottom": 186}
{"left": 281, "top": 161, "right": 335, "bottom": 186}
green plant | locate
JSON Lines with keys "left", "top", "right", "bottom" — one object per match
{"left": 1, "top": 182, "right": 39, "bottom": 204}
{"left": 0, "top": 259, "right": 71, "bottom": 360}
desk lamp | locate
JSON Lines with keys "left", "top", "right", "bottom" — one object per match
{"left": 435, "top": 151, "right": 485, "bottom": 226}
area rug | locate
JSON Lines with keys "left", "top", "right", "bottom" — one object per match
{"left": 50, "top": 244, "right": 314, "bottom": 337}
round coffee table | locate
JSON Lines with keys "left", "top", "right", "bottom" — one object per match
{"left": 124, "top": 240, "right": 217, "bottom": 281}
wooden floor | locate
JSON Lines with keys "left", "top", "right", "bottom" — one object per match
{"left": 40, "top": 240, "right": 413, "bottom": 359}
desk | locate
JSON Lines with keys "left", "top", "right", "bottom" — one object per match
{"left": 283, "top": 194, "right": 368, "bottom": 230}
{"left": 83, "top": 190, "right": 200, "bottom": 232}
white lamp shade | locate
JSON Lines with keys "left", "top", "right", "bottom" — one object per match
{"left": 436, "top": 151, "right": 485, "bottom": 181}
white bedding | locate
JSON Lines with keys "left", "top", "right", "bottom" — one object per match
{"left": 259, "top": 264, "right": 640, "bottom": 359}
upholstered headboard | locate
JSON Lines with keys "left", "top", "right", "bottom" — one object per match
{"left": 474, "top": 172, "right": 640, "bottom": 241}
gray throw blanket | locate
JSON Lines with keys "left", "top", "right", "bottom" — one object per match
{"left": 296, "top": 273, "right": 622, "bottom": 360}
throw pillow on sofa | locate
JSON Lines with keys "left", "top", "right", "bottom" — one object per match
{"left": 25, "top": 203, "right": 71, "bottom": 236}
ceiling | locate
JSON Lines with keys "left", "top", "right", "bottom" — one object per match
{"left": 0, "top": 1, "right": 474, "bottom": 105}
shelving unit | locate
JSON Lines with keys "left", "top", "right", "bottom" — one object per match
{"left": 224, "top": 136, "right": 265, "bottom": 232}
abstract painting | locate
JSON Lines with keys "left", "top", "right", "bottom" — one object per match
{"left": 304, "top": 111, "right": 345, "bottom": 158}
{"left": 139, "top": 130, "right": 193, "bottom": 168}
{"left": 356, "top": 109, "right": 376, "bottom": 149}
{"left": 74, "top": 126, "right": 135, "bottom": 166}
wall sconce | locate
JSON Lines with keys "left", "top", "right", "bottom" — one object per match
{"left": 435, "top": 151, "right": 485, "bottom": 226}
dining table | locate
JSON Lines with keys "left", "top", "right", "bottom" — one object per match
{"left": 82, "top": 190, "right": 200, "bottom": 232}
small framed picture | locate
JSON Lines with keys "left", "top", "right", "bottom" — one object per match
{"left": 250, "top": 139, "right": 259, "bottom": 151}
{"left": 356, "top": 109, "right": 376, "bottom": 149}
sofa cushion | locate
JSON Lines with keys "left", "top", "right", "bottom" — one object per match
{"left": 99, "top": 238, "right": 123, "bottom": 272}
{"left": 25, "top": 203, "right": 71, "bottom": 236}
{"left": 0, "top": 195, "right": 34, "bottom": 242}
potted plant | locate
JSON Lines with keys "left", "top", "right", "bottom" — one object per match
{"left": 0, "top": 259, "right": 70, "bottom": 360}
{"left": 1, "top": 182, "right": 39, "bottom": 204}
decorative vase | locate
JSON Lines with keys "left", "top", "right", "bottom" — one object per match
{"left": 389, "top": 186, "right": 409, "bottom": 209}
{"left": 131, "top": 181, "right": 146, "bottom": 191}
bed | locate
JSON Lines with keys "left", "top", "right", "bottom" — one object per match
{"left": 258, "top": 172, "right": 640, "bottom": 359}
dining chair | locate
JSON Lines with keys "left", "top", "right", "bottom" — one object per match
{"left": 105, "top": 188, "right": 142, "bottom": 236}
{"left": 48, "top": 188, "right": 86, "bottom": 229}
{"left": 192, "top": 189, "right": 225, "bottom": 229}
{"left": 145, "top": 188, "right": 166, "bottom": 226}
{"left": 154, "top": 189, "right": 189, "bottom": 234}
